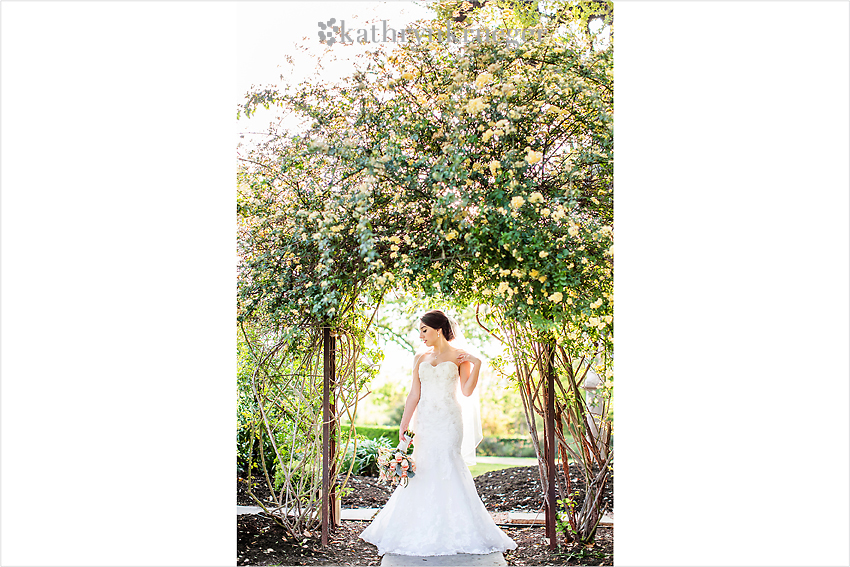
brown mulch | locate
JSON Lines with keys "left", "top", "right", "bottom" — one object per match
{"left": 237, "top": 515, "right": 382, "bottom": 567}
{"left": 237, "top": 515, "right": 612, "bottom": 566}
{"left": 237, "top": 463, "right": 613, "bottom": 566}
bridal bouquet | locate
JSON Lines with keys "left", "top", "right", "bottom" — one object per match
{"left": 377, "top": 431, "right": 416, "bottom": 487}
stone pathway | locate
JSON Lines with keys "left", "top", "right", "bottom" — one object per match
{"left": 237, "top": 505, "right": 613, "bottom": 527}
{"left": 381, "top": 552, "right": 507, "bottom": 566}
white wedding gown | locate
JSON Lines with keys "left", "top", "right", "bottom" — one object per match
{"left": 359, "top": 360, "right": 517, "bottom": 556}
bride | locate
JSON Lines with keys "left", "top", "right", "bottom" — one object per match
{"left": 359, "top": 309, "right": 518, "bottom": 556}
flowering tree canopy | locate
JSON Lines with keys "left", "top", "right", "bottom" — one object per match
{"left": 238, "top": 0, "right": 612, "bottom": 352}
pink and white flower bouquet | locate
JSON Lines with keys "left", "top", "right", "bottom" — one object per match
{"left": 377, "top": 431, "right": 416, "bottom": 487}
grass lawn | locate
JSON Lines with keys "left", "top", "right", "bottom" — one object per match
{"left": 468, "top": 461, "right": 526, "bottom": 477}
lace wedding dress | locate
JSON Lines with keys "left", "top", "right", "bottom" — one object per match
{"left": 359, "top": 360, "right": 517, "bottom": 556}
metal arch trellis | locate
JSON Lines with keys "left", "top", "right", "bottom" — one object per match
{"left": 241, "top": 317, "right": 374, "bottom": 543}
{"left": 482, "top": 305, "right": 613, "bottom": 549}
{"left": 242, "top": 288, "right": 610, "bottom": 549}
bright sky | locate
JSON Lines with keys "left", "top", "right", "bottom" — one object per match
{"left": 237, "top": 1, "right": 436, "bottom": 145}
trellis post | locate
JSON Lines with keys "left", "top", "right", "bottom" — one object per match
{"left": 321, "top": 326, "right": 338, "bottom": 546}
{"left": 544, "top": 339, "right": 557, "bottom": 549}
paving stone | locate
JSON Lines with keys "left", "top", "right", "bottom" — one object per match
{"left": 381, "top": 552, "right": 507, "bottom": 566}
{"left": 341, "top": 508, "right": 380, "bottom": 520}
{"left": 507, "top": 511, "right": 613, "bottom": 526}
{"left": 239, "top": 506, "right": 613, "bottom": 527}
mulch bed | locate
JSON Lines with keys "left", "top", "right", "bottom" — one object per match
{"left": 238, "top": 463, "right": 613, "bottom": 566}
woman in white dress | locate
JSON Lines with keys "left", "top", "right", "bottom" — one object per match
{"left": 359, "top": 309, "right": 518, "bottom": 557}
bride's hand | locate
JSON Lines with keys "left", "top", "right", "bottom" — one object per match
{"left": 456, "top": 351, "right": 480, "bottom": 366}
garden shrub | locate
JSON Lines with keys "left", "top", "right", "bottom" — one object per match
{"left": 340, "top": 434, "right": 396, "bottom": 476}
{"left": 355, "top": 436, "right": 396, "bottom": 476}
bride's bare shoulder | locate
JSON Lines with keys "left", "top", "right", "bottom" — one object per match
{"left": 450, "top": 346, "right": 466, "bottom": 357}
{"left": 414, "top": 348, "right": 434, "bottom": 363}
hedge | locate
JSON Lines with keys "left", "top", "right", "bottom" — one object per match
{"left": 344, "top": 425, "right": 548, "bottom": 458}
{"left": 341, "top": 424, "right": 397, "bottom": 442}
{"left": 477, "top": 436, "right": 542, "bottom": 458}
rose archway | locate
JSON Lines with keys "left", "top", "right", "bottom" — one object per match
{"left": 237, "top": 0, "right": 613, "bottom": 550}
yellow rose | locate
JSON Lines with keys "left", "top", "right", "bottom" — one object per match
{"left": 474, "top": 71, "right": 494, "bottom": 89}
{"left": 525, "top": 148, "right": 543, "bottom": 165}
{"left": 529, "top": 269, "right": 539, "bottom": 278}
{"left": 401, "top": 71, "right": 415, "bottom": 80}
{"left": 548, "top": 292, "right": 563, "bottom": 303}
{"left": 539, "top": 251, "right": 549, "bottom": 258}
{"left": 489, "top": 160, "right": 501, "bottom": 176}
{"left": 551, "top": 207, "right": 566, "bottom": 221}
{"left": 538, "top": 276, "right": 547, "bottom": 283}
{"left": 510, "top": 196, "right": 525, "bottom": 209}
{"left": 465, "top": 97, "right": 488, "bottom": 115}
{"left": 528, "top": 191, "right": 544, "bottom": 204}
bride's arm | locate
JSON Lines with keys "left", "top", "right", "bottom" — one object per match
{"left": 398, "top": 353, "right": 423, "bottom": 442}
{"left": 456, "top": 351, "right": 482, "bottom": 397}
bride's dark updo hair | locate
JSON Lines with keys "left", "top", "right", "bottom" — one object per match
{"left": 420, "top": 309, "right": 455, "bottom": 342}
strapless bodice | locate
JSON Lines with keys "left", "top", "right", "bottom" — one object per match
{"left": 418, "top": 360, "right": 460, "bottom": 405}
